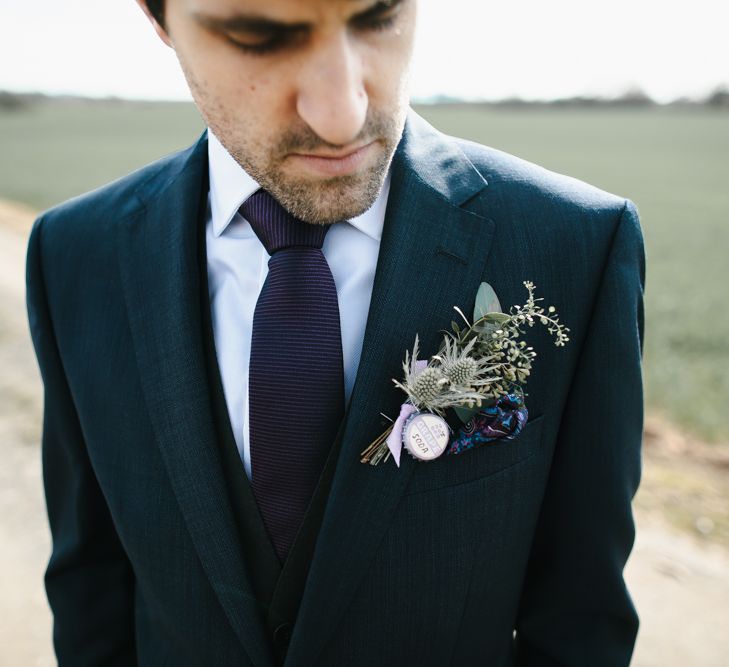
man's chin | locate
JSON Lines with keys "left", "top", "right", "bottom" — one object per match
{"left": 264, "top": 170, "right": 386, "bottom": 225}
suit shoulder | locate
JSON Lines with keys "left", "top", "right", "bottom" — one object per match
{"left": 28, "top": 135, "right": 206, "bottom": 288}
{"left": 453, "top": 136, "right": 629, "bottom": 216}
{"left": 35, "top": 137, "right": 203, "bottom": 244}
{"left": 447, "top": 134, "right": 643, "bottom": 274}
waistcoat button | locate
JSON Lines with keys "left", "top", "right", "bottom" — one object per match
{"left": 274, "top": 622, "right": 292, "bottom": 648}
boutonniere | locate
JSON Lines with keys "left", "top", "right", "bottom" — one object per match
{"left": 360, "top": 281, "right": 570, "bottom": 466}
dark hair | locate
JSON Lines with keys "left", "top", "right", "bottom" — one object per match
{"left": 145, "top": 0, "right": 165, "bottom": 26}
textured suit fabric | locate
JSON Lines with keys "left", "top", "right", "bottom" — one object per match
{"left": 26, "top": 110, "right": 645, "bottom": 666}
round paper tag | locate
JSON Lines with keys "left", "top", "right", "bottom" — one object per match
{"left": 402, "top": 412, "right": 450, "bottom": 461}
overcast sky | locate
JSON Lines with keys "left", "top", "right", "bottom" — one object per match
{"left": 1, "top": 0, "right": 727, "bottom": 102}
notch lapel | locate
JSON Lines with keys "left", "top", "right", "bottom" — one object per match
{"left": 116, "top": 135, "right": 274, "bottom": 667}
{"left": 284, "top": 112, "right": 497, "bottom": 666}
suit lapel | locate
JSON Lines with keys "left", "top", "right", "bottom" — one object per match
{"left": 115, "top": 111, "right": 496, "bottom": 666}
{"left": 284, "top": 111, "right": 496, "bottom": 666}
{"left": 116, "top": 134, "right": 274, "bottom": 667}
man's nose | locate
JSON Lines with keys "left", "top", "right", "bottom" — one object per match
{"left": 296, "top": 33, "right": 369, "bottom": 146}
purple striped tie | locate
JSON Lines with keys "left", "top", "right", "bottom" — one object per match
{"left": 240, "top": 190, "right": 345, "bottom": 564}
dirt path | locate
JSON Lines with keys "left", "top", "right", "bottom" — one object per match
{"left": 626, "top": 519, "right": 729, "bottom": 667}
{"left": 0, "top": 205, "right": 52, "bottom": 666}
{"left": 1, "top": 201, "right": 727, "bottom": 666}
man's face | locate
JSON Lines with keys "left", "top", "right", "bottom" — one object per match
{"left": 151, "top": 0, "right": 417, "bottom": 224}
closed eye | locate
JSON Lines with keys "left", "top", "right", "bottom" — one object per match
{"left": 351, "top": 0, "right": 404, "bottom": 32}
{"left": 200, "top": 0, "right": 406, "bottom": 57}
{"left": 227, "top": 30, "right": 304, "bottom": 56}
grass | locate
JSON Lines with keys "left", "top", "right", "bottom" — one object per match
{"left": 1, "top": 100, "right": 728, "bottom": 443}
{"left": 0, "top": 100, "right": 204, "bottom": 209}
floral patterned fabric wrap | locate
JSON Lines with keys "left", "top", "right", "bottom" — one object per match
{"left": 446, "top": 393, "right": 529, "bottom": 455}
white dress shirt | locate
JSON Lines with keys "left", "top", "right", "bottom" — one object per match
{"left": 205, "top": 129, "right": 390, "bottom": 481}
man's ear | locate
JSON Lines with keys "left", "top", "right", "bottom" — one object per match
{"left": 134, "top": 0, "right": 173, "bottom": 48}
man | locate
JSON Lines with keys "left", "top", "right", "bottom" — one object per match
{"left": 26, "top": 0, "right": 646, "bottom": 665}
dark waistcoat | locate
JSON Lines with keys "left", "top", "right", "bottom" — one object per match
{"left": 196, "top": 198, "right": 347, "bottom": 665}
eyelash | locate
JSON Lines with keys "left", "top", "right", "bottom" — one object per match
{"left": 230, "top": 11, "right": 399, "bottom": 56}
{"left": 230, "top": 37, "right": 287, "bottom": 56}
{"left": 361, "top": 13, "right": 398, "bottom": 32}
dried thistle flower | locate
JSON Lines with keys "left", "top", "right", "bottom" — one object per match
{"left": 393, "top": 281, "right": 570, "bottom": 413}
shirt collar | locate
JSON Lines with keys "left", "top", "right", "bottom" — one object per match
{"left": 207, "top": 128, "right": 388, "bottom": 242}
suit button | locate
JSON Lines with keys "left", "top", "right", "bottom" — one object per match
{"left": 274, "top": 622, "right": 292, "bottom": 649}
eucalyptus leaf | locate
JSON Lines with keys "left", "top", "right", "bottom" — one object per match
{"left": 472, "top": 312, "right": 510, "bottom": 336}
{"left": 474, "top": 282, "right": 502, "bottom": 321}
{"left": 481, "top": 312, "right": 510, "bottom": 325}
{"left": 471, "top": 322, "right": 493, "bottom": 335}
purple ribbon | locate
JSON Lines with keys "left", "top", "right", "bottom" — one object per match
{"left": 387, "top": 403, "right": 418, "bottom": 467}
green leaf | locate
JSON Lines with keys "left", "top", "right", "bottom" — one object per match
{"left": 480, "top": 312, "right": 510, "bottom": 325}
{"left": 453, "top": 405, "right": 482, "bottom": 423}
{"left": 472, "top": 312, "right": 510, "bottom": 337}
{"left": 474, "top": 282, "right": 502, "bottom": 321}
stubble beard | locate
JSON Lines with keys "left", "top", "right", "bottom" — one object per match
{"left": 210, "top": 107, "right": 406, "bottom": 225}
{"left": 239, "top": 154, "right": 390, "bottom": 226}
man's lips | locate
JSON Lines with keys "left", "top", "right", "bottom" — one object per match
{"left": 286, "top": 141, "right": 377, "bottom": 178}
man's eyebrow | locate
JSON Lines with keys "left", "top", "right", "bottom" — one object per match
{"left": 192, "top": 0, "right": 402, "bottom": 33}
{"left": 192, "top": 13, "right": 308, "bottom": 34}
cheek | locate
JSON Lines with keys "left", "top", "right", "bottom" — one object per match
{"left": 183, "top": 59, "right": 283, "bottom": 136}
{"left": 363, "top": 36, "right": 416, "bottom": 104}
{"left": 174, "top": 32, "right": 265, "bottom": 109}
{"left": 366, "top": 56, "right": 411, "bottom": 108}
{"left": 209, "top": 60, "right": 292, "bottom": 120}
{"left": 233, "top": 79, "right": 295, "bottom": 141}
{"left": 205, "top": 82, "right": 293, "bottom": 162}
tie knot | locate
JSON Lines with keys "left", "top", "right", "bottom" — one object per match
{"left": 239, "top": 189, "right": 329, "bottom": 254}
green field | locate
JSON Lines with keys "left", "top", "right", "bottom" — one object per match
{"left": 1, "top": 100, "right": 728, "bottom": 443}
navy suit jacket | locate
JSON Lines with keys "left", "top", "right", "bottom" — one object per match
{"left": 26, "top": 110, "right": 646, "bottom": 666}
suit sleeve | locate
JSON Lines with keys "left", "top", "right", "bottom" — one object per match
{"left": 514, "top": 200, "right": 646, "bottom": 666}
{"left": 26, "top": 214, "right": 137, "bottom": 666}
